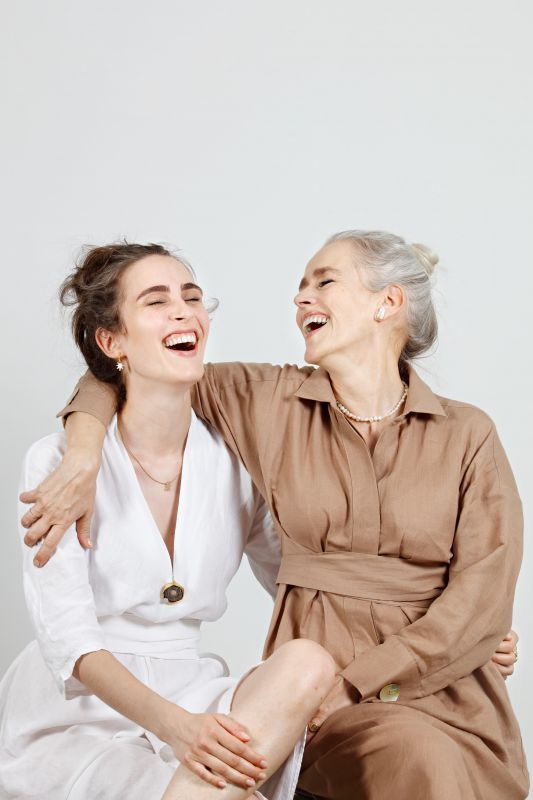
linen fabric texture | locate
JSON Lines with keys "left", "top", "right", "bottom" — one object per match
{"left": 0, "top": 412, "right": 304, "bottom": 800}
{"left": 56, "top": 363, "right": 529, "bottom": 799}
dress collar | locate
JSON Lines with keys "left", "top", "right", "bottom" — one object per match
{"left": 294, "top": 364, "right": 447, "bottom": 418}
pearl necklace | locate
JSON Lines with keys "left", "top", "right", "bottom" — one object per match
{"left": 336, "top": 381, "right": 408, "bottom": 423}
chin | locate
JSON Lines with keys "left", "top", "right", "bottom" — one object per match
{"left": 303, "top": 344, "right": 325, "bottom": 367}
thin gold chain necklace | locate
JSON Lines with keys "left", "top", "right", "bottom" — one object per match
{"left": 118, "top": 426, "right": 181, "bottom": 491}
{"left": 118, "top": 423, "right": 186, "bottom": 603}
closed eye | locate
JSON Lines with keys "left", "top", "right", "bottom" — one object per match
{"left": 147, "top": 299, "right": 165, "bottom": 306}
{"left": 318, "top": 279, "right": 334, "bottom": 288}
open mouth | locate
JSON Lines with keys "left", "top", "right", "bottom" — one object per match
{"left": 303, "top": 314, "right": 329, "bottom": 336}
{"left": 163, "top": 331, "right": 199, "bottom": 353}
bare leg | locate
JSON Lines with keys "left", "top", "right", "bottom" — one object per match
{"left": 162, "top": 639, "right": 336, "bottom": 799}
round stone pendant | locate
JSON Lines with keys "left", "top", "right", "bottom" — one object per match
{"left": 161, "top": 581, "right": 185, "bottom": 604}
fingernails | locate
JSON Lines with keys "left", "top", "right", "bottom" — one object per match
{"left": 246, "top": 778, "right": 255, "bottom": 787}
{"left": 239, "top": 732, "right": 250, "bottom": 740}
{"left": 86, "top": 539, "right": 93, "bottom": 548}
{"left": 217, "top": 780, "right": 226, "bottom": 788}
{"left": 33, "top": 558, "right": 42, "bottom": 568}
{"left": 258, "top": 772, "right": 267, "bottom": 781}
{"left": 260, "top": 760, "right": 268, "bottom": 769}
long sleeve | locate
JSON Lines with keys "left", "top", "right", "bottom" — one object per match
{"left": 56, "top": 371, "right": 117, "bottom": 426}
{"left": 19, "top": 436, "right": 105, "bottom": 698}
{"left": 341, "top": 423, "right": 523, "bottom": 701}
{"left": 244, "top": 490, "right": 282, "bottom": 600}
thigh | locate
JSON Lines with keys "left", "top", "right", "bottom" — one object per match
{"left": 299, "top": 703, "right": 473, "bottom": 800}
{"left": 68, "top": 737, "right": 174, "bottom": 800}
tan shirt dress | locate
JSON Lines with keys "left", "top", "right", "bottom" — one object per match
{"left": 62, "top": 363, "right": 529, "bottom": 800}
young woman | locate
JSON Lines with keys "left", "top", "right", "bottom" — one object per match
{"left": 21, "top": 232, "right": 527, "bottom": 799}
{"left": 0, "top": 243, "right": 336, "bottom": 800}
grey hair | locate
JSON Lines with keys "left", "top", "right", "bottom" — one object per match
{"left": 325, "top": 229, "right": 438, "bottom": 364}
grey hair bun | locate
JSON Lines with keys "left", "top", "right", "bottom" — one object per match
{"left": 411, "top": 243, "right": 439, "bottom": 277}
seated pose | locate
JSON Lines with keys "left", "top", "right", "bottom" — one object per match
{"left": 0, "top": 243, "right": 336, "bottom": 800}
{"left": 22, "top": 232, "right": 526, "bottom": 799}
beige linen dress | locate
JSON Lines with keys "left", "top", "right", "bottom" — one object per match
{"left": 62, "top": 363, "right": 528, "bottom": 800}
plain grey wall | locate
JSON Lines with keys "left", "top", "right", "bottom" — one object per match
{"left": 2, "top": 0, "right": 532, "bottom": 777}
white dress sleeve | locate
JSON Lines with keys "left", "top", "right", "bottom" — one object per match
{"left": 244, "top": 489, "right": 281, "bottom": 600}
{"left": 19, "top": 435, "right": 105, "bottom": 699}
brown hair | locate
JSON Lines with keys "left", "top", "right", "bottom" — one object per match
{"left": 60, "top": 242, "right": 176, "bottom": 406}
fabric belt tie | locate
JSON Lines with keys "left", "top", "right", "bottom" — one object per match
{"left": 276, "top": 550, "right": 447, "bottom": 605}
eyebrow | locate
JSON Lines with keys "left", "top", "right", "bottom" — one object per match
{"left": 298, "top": 267, "right": 342, "bottom": 292}
{"left": 136, "top": 282, "right": 203, "bottom": 301}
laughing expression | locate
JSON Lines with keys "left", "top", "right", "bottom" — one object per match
{"left": 108, "top": 254, "right": 210, "bottom": 387}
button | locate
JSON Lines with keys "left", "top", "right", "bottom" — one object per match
{"left": 161, "top": 582, "right": 185, "bottom": 603}
{"left": 379, "top": 683, "right": 400, "bottom": 702}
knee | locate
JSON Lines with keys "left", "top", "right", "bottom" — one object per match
{"left": 275, "top": 639, "right": 336, "bottom": 692}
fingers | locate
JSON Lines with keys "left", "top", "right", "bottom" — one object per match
{"left": 492, "top": 651, "right": 516, "bottom": 666}
{"left": 76, "top": 514, "right": 93, "bottom": 550}
{"left": 32, "top": 524, "right": 70, "bottom": 567}
{"left": 23, "top": 515, "right": 53, "bottom": 547}
{"left": 200, "top": 749, "right": 266, "bottom": 789}
{"left": 216, "top": 714, "right": 250, "bottom": 742}
{"left": 182, "top": 754, "right": 228, "bottom": 789}
{"left": 21, "top": 501, "right": 43, "bottom": 530}
{"left": 216, "top": 731, "right": 267, "bottom": 772}
{"left": 308, "top": 675, "right": 343, "bottom": 733}
{"left": 19, "top": 489, "right": 38, "bottom": 506}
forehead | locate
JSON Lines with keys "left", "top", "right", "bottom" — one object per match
{"left": 299, "top": 240, "right": 360, "bottom": 287}
{"left": 122, "top": 254, "right": 192, "bottom": 293}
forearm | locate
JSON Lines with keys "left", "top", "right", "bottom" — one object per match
{"left": 74, "top": 649, "right": 182, "bottom": 741}
{"left": 65, "top": 411, "right": 106, "bottom": 469}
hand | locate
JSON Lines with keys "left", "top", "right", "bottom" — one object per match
{"left": 163, "top": 709, "right": 268, "bottom": 790}
{"left": 21, "top": 447, "right": 99, "bottom": 566}
{"left": 307, "top": 676, "right": 358, "bottom": 741}
{"left": 492, "top": 630, "right": 518, "bottom": 679}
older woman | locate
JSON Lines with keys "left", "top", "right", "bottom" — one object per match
{"left": 0, "top": 243, "right": 336, "bottom": 800}
{"left": 22, "top": 231, "right": 527, "bottom": 798}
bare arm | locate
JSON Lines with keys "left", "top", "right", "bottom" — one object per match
{"left": 74, "top": 650, "right": 268, "bottom": 790}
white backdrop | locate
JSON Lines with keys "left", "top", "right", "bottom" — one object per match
{"left": 1, "top": 0, "right": 532, "bottom": 782}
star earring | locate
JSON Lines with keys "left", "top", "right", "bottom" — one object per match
{"left": 116, "top": 357, "right": 124, "bottom": 372}
{"left": 374, "top": 306, "right": 386, "bottom": 322}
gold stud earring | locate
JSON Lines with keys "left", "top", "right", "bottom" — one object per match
{"left": 374, "top": 306, "right": 386, "bottom": 322}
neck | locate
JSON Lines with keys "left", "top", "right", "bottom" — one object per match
{"left": 118, "top": 378, "right": 192, "bottom": 458}
{"left": 326, "top": 348, "right": 405, "bottom": 419}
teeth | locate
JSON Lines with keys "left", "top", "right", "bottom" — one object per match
{"left": 164, "top": 332, "right": 197, "bottom": 347}
{"left": 303, "top": 314, "right": 329, "bottom": 332}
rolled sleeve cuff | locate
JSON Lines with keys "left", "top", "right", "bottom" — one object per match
{"left": 46, "top": 639, "right": 106, "bottom": 700}
{"left": 56, "top": 379, "right": 116, "bottom": 428}
{"left": 340, "top": 636, "right": 421, "bottom": 702}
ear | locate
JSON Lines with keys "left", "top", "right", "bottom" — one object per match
{"left": 383, "top": 284, "right": 405, "bottom": 316}
{"left": 95, "top": 328, "right": 123, "bottom": 360}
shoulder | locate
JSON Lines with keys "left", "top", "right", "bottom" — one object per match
{"left": 20, "top": 431, "right": 67, "bottom": 487}
{"left": 192, "top": 413, "right": 258, "bottom": 512}
{"left": 204, "top": 362, "right": 314, "bottom": 392}
{"left": 23, "top": 431, "right": 67, "bottom": 470}
{"left": 434, "top": 395, "right": 502, "bottom": 470}
{"left": 439, "top": 396, "right": 495, "bottom": 434}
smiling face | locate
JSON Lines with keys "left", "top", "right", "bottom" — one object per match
{"left": 96, "top": 254, "right": 210, "bottom": 391}
{"left": 295, "top": 240, "right": 404, "bottom": 369}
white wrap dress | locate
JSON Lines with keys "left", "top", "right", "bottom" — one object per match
{"left": 0, "top": 412, "right": 304, "bottom": 799}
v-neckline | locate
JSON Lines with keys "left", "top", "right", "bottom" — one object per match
{"left": 113, "top": 413, "right": 195, "bottom": 573}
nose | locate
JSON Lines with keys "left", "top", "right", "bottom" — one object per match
{"left": 294, "top": 286, "right": 316, "bottom": 307}
{"left": 168, "top": 296, "right": 192, "bottom": 320}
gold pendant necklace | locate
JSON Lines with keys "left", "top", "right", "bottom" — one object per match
{"left": 118, "top": 424, "right": 185, "bottom": 603}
